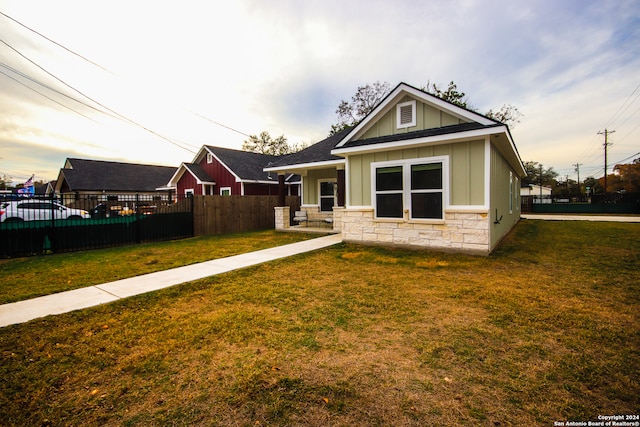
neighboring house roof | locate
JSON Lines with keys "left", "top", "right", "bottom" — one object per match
{"left": 184, "top": 163, "right": 216, "bottom": 184}
{"left": 266, "top": 128, "right": 351, "bottom": 170}
{"left": 167, "top": 146, "right": 299, "bottom": 187}
{"left": 55, "top": 158, "right": 176, "bottom": 193}
{"left": 203, "top": 146, "right": 282, "bottom": 182}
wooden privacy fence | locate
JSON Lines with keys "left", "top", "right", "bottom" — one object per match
{"left": 192, "top": 195, "right": 300, "bottom": 236}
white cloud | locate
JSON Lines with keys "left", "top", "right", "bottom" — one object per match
{"left": 0, "top": 0, "right": 638, "bottom": 184}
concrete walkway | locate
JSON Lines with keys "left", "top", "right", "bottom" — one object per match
{"left": 0, "top": 234, "right": 343, "bottom": 328}
{"left": 522, "top": 214, "right": 640, "bottom": 222}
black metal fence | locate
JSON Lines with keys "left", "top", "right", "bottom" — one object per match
{"left": 0, "top": 193, "right": 193, "bottom": 258}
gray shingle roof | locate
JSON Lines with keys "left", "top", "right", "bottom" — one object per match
{"left": 183, "top": 163, "right": 215, "bottom": 183}
{"left": 337, "top": 122, "right": 503, "bottom": 150}
{"left": 60, "top": 158, "right": 176, "bottom": 192}
{"left": 266, "top": 128, "right": 351, "bottom": 168}
{"left": 204, "top": 146, "right": 282, "bottom": 181}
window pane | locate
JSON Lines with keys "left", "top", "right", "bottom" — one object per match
{"left": 411, "top": 192, "right": 442, "bottom": 219}
{"left": 376, "top": 166, "right": 403, "bottom": 191}
{"left": 411, "top": 163, "right": 442, "bottom": 190}
{"left": 320, "top": 197, "right": 334, "bottom": 212}
{"left": 377, "top": 193, "right": 403, "bottom": 218}
{"left": 320, "top": 181, "right": 334, "bottom": 196}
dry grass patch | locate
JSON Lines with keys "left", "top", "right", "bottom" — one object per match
{"left": 0, "top": 230, "right": 316, "bottom": 304}
{"left": 0, "top": 221, "right": 638, "bottom": 426}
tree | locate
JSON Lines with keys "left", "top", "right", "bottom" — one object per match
{"left": 583, "top": 176, "right": 602, "bottom": 194}
{"left": 485, "top": 104, "right": 523, "bottom": 128}
{"left": 0, "top": 174, "right": 12, "bottom": 190}
{"left": 242, "top": 131, "right": 293, "bottom": 156}
{"left": 598, "top": 159, "right": 640, "bottom": 193}
{"left": 522, "top": 161, "right": 559, "bottom": 186}
{"left": 329, "top": 80, "right": 523, "bottom": 135}
{"left": 422, "top": 80, "right": 469, "bottom": 108}
{"left": 330, "top": 81, "right": 391, "bottom": 135}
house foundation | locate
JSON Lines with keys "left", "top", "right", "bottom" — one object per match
{"left": 340, "top": 208, "right": 491, "bottom": 255}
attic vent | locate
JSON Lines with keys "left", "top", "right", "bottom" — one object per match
{"left": 396, "top": 100, "right": 416, "bottom": 129}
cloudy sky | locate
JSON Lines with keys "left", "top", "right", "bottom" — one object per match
{"left": 1, "top": 0, "right": 639, "bottom": 185}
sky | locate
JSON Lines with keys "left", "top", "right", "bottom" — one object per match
{"left": 1, "top": 0, "right": 639, "bottom": 186}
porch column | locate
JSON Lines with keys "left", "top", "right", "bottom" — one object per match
{"left": 278, "top": 173, "right": 286, "bottom": 206}
{"left": 337, "top": 168, "right": 345, "bottom": 207}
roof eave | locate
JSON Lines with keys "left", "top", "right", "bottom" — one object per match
{"left": 264, "top": 159, "right": 345, "bottom": 173}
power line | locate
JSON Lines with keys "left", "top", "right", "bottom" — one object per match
{"left": 0, "top": 10, "right": 114, "bottom": 74}
{"left": 1, "top": 11, "right": 252, "bottom": 148}
{"left": 0, "top": 37, "right": 197, "bottom": 154}
{"left": 0, "top": 64, "right": 101, "bottom": 122}
{"left": 600, "top": 81, "right": 640, "bottom": 131}
{"left": 189, "top": 110, "right": 251, "bottom": 137}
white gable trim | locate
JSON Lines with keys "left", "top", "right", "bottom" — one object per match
{"left": 206, "top": 148, "right": 243, "bottom": 183}
{"left": 264, "top": 159, "right": 345, "bottom": 173}
{"left": 167, "top": 163, "right": 216, "bottom": 187}
{"left": 335, "top": 83, "right": 497, "bottom": 148}
{"left": 167, "top": 163, "right": 188, "bottom": 186}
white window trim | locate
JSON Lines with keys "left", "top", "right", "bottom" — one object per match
{"left": 220, "top": 187, "right": 231, "bottom": 196}
{"left": 206, "top": 153, "right": 213, "bottom": 164}
{"left": 370, "top": 156, "right": 449, "bottom": 221}
{"left": 509, "top": 171, "right": 513, "bottom": 214}
{"left": 184, "top": 188, "right": 194, "bottom": 197}
{"left": 318, "top": 178, "right": 337, "bottom": 212}
{"left": 396, "top": 100, "right": 416, "bottom": 129}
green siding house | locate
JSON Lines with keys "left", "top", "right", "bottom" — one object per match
{"left": 266, "top": 83, "right": 526, "bottom": 255}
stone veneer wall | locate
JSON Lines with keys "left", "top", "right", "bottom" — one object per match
{"left": 274, "top": 206, "right": 290, "bottom": 230}
{"left": 340, "top": 208, "right": 491, "bottom": 254}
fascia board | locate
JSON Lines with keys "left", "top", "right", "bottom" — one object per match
{"left": 332, "top": 127, "right": 501, "bottom": 156}
{"left": 167, "top": 163, "right": 188, "bottom": 186}
{"left": 192, "top": 146, "right": 210, "bottom": 164}
{"left": 503, "top": 128, "right": 526, "bottom": 177}
{"left": 264, "top": 159, "right": 345, "bottom": 173}
{"left": 335, "top": 83, "right": 497, "bottom": 148}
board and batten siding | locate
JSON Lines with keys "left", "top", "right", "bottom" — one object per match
{"left": 302, "top": 168, "right": 337, "bottom": 206}
{"left": 346, "top": 139, "right": 486, "bottom": 208}
{"left": 359, "top": 96, "right": 466, "bottom": 140}
{"left": 489, "top": 143, "right": 521, "bottom": 250}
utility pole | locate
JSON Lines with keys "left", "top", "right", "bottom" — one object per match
{"left": 573, "top": 163, "right": 582, "bottom": 193}
{"left": 598, "top": 129, "right": 614, "bottom": 193}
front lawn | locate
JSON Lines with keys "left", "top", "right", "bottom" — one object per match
{"left": 0, "top": 221, "right": 638, "bottom": 426}
{"left": 0, "top": 230, "right": 317, "bottom": 304}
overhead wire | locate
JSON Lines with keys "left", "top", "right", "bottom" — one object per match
{"left": 0, "top": 10, "right": 114, "bottom": 74}
{"left": 0, "top": 11, "right": 253, "bottom": 141}
{"left": 0, "top": 37, "right": 198, "bottom": 154}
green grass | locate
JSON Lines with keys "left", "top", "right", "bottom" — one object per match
{"left": 0, "top": 221, "right": 638, "bottom": 426}
{"left": 0, "top": 230, "right": 317, "bottom": 304}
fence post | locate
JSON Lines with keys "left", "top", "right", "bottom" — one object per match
{"left": 135, "top": 193, "right": 142, "bottom": 243}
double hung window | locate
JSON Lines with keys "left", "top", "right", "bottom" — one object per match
{"left": 319, "top": 180, "right": 336, "bottom": 212}
{"left": 373, "top": 157, "right": 447, "bottom": 220}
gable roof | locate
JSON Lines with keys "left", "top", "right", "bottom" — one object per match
{"left": 335, "top": 82, "right": 498, "bottom": 148}
{"left": 201, "top": 146, "right": 283, "bottom": 181}
{"left": 55, "top": 158, "right": 177, "bottom": 193}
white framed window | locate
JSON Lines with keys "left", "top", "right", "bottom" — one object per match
{"left": 509, "top": 171, "right": 513, "bottom": 214}
{"left": 185, "top": 188, "right": 194, "bottom": 198}
{"left": 206, "top": 153, "right": 213, "bottom": 164}
{"left": 220, "top": 187, "right": 231, "bottom": 196}
{"left": 396, "top": 100, "right": 416, "bottom": 129}
{"left": 372, "top": 156, "right": 448, "bottom": 220}
{"left": 318, "top": 179, "right": 336, "bottom": 212}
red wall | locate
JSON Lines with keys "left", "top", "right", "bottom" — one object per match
{"left": 176, "top": 155, "right": 299, "bottom": 198}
